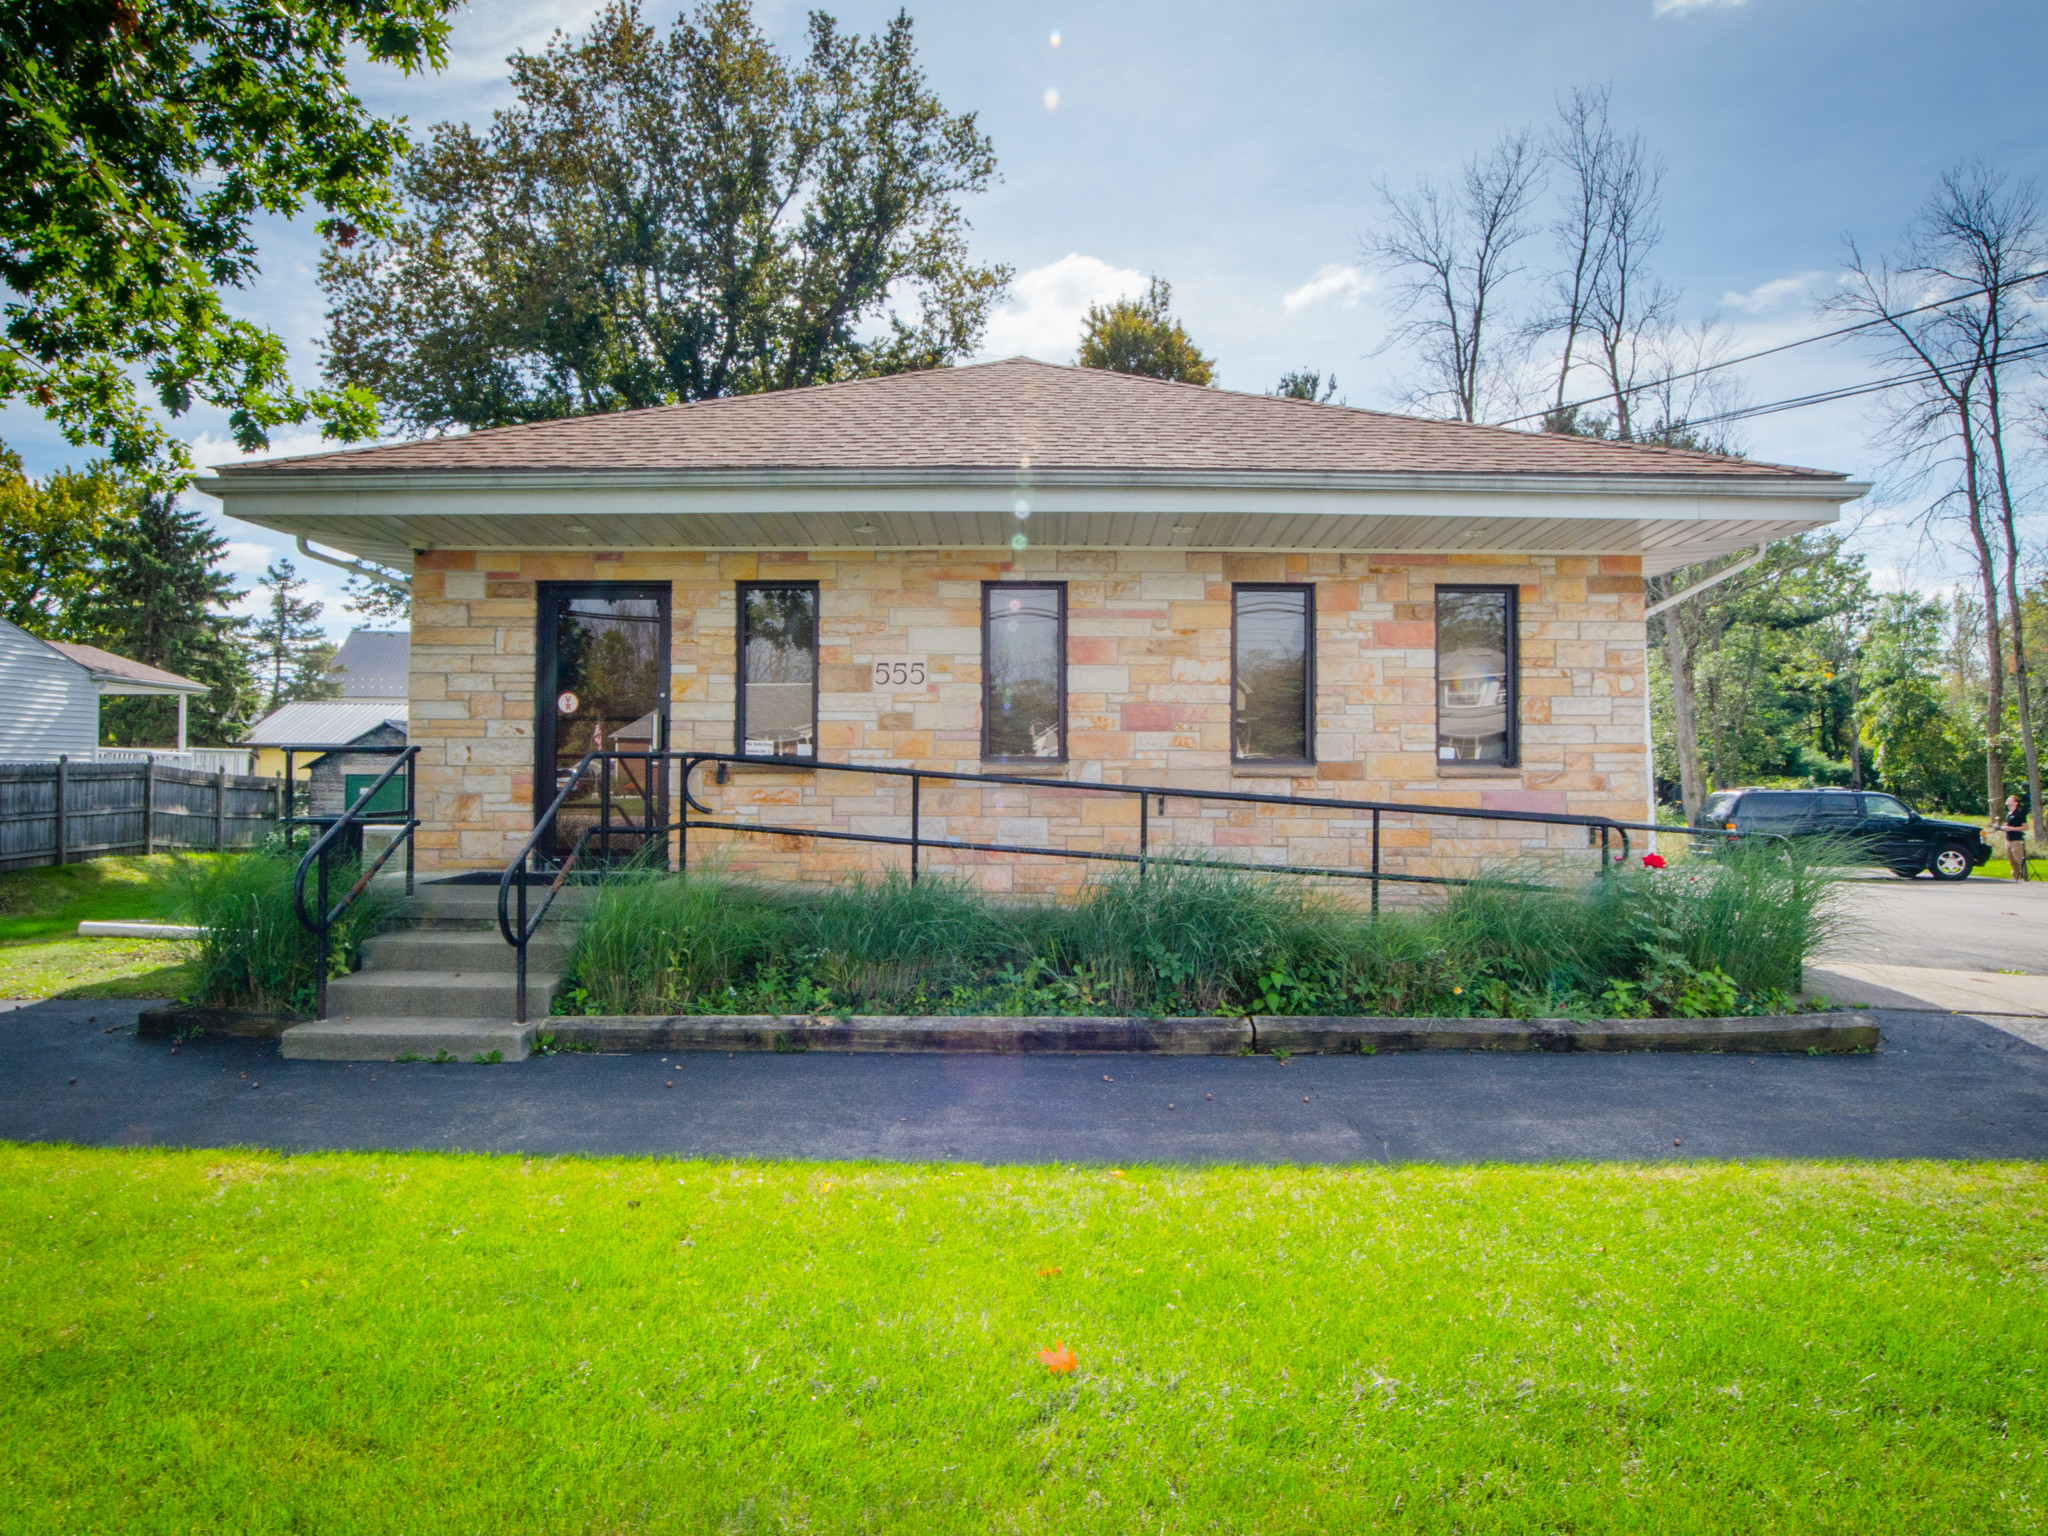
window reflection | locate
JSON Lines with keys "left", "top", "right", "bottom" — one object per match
{"left": 739, "top": 585, "right": 817, "bottom": 758}
{"left": 1233, "top": 586, "right": 1311, "bottom": 761}
{"left": 1435, "top": 587, "right": 1514, "bottom": 765}
{"left": 984, "top": 585, "right": 1064, "bottom": 759}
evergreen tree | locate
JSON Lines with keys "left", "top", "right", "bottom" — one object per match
{"left": 78, "top": 493, "right": 258, "bottom": 746}
{"left": 251, "top": 559, "right": 336, "bottom": 713}
{"left": 1077, "top": 278, "right": 1214, "bottom": 385}
{"left": 1271, "top": 370, "right": 1340, "bottom": 403}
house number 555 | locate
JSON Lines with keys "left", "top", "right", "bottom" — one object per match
{"left": 871, "top": 660, "right": 927, "bottom": 687}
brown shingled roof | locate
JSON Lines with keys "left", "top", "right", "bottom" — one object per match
{"left": 215, "top": 357, "right": 1840, "bottom": 481}
{"left": 45, "top": 641, "right": 207, "bottom": 693}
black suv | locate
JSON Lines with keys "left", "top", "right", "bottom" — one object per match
{"left": 1694, "top": 787, "right": 1993, "bottom": 880}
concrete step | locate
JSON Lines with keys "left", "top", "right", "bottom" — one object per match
{"left": 280, "top": 1017, "right": 536, "bottom": 1062}
{"left": 325, "top": 969, "right": 559, "bottom": 1019}
{"left": 403, "top": 882, "right": 593, "bottom": 930}
{"left": 361, "top": 928, "right": 574, "bottom": 975}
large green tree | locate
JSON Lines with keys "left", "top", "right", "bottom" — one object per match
{"left": 77, "top": 495, "right": 259, "bottom": 746}
{"left": 0, "top": 442, "right": 125, "bottom": 632}
{"left": 0, "top": 0, "right": 454, "bottom": 476}
{"left": 322, "top": 0, "right": 1008, "bottom": 434}
{"left": 1077, "top": 278, "right": 1214, "bottom": 385}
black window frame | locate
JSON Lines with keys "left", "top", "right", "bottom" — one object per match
{"left": 533, "top": 580, "right": 673, "bottom": 855}
{"left": 734, "top": 580, "right": 821, "bottom": 762}
{"left": 980, "top": 580, "right": 1068, "bottom": 765}
{"left": 1230, "top": 582, "right": 1316, "bottom": 767}
{"left": 1433, "top": 583, "right": 1520, "bottom": 769}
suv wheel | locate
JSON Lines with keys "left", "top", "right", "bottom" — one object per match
{"left": 1929, "top": 844, "right": 1974, "bottom": 881}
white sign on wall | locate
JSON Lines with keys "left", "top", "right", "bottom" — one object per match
{"left": 870, "top": 660, "right": 929, "bottom": 688}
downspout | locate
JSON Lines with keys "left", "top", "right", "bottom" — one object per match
{"left": 294, "top": 536, "right": 412, "bottom": 595}
{"left": 1643, "top": 680, "right": 1656, "bottom": 854}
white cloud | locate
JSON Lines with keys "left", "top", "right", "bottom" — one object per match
{"left": 1653, "top": 0, "right": 1746, "bottom": 13}
{"left": 977, "top": 253, "right": 1147, "bottom": 362}
{"left": 1718, "top": 272, "right": 1825, "bottom": 314}
{"left": 1282, "top": 264, "right": 1374, "bottom": 313}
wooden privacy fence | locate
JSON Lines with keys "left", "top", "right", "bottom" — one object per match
{"left": 0, "top": 758, "right": 284, "bottom": 872}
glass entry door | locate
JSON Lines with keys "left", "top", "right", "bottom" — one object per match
{"left": 535, "top": 583, "right": 670, "bottom": 862}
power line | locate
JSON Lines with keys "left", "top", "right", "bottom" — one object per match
{"left": 1493, "top": 265, "right": 2048, "bottom": 429}
{"left": 1679, "top": 335, "right": 2048, "bottom": 431}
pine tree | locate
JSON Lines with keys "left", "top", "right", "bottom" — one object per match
{"left": 79, "top": 493, "right": 258, "bottom": 746}
{"left": 251, "top": 558, "right": 336, "bottom": 713}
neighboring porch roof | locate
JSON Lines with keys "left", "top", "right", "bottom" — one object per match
{"left": 197, "top": 358, "right": 1866, "bottom": 577}
{"left": 43, "top": 641, "right": 208, "bottom": 696}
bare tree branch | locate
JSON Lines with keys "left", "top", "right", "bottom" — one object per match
{"left": 1365, "top": 128, "right": 1541, "bottom": 423}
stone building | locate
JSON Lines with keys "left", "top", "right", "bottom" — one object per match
{"left": 200, "top": 360, "right": 1862, "bottom": 895}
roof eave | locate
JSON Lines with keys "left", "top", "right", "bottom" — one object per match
{"left": 195, "top": 465, "right": 1867, "bottom": 504}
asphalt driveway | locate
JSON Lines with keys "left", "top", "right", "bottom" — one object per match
{"left": 4, "top": 997, "right": 2042, "bottom": 1163}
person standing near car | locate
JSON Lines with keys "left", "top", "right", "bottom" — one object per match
{"left": 2002, "top": 795, "right": 2031, "bottom": 880}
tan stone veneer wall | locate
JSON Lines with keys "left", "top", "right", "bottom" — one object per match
{"left": 407, "top": 548, "right": 1648, "bottom": 893}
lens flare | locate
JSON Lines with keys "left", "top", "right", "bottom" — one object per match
{"left": 1013, "top": 498, "right": 1031, "bottom": 520}
{"left": 1043, "top": 87, "right": 1060, "bottom": 111}
{"left": 1011, "top": 532, "right": 1028, "bottom": 551}
{"left": 1049, "top": 29, "right": 1061, "bottom": 46}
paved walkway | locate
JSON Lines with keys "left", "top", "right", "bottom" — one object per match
{"left": 3, "top": 998, "right": 2041, "bottom": 1164}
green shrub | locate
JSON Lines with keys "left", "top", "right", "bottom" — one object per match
{"left": 562, "top": 842, "right": 1848, "bottom": 1019}
{"left": 180, "top": 849, "right": 397, "bottom": 1013}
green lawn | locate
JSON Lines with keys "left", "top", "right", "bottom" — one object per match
{"left": 4, "top": 1147, "right": 2043, "bottom": 1533}
{"left": 1979, "top": 856, "right": 2048, "bottom": 881}
{"left": 0, "top": 853, "right": 224, "bottom": 943}
{"left": 0, "top": 855, "right": 223, "bottom": 1000}
{"left": 0, "top": 935, "right": 196, "bottom": 1000}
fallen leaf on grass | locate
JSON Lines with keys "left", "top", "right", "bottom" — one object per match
{"left": 1037, "top": 1344, "right": 1078, "bottom": 1374}
{"left": 1037, "top": 1266, "right": 1061, "bottom": 1278}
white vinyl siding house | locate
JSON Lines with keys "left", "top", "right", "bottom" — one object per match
{"left": 0, "top": 616, "right": 100, "bottom": 760}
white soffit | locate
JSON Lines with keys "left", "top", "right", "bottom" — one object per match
{"left": 197, "top": 470, "right": 1862, "bottom": 579}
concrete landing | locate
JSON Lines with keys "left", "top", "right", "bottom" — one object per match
{"left": 279, "top": 1018, "right": 537, "bottom": 1062}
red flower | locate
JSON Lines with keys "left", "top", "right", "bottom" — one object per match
{"left": 1642, "top": 853, "right": 1667, "bottom": 869}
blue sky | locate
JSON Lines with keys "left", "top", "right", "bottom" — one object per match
{"left": 7, "top": 0, "right": 2044, "bottom": 632}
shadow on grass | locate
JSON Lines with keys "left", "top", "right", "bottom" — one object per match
{"left": 0, "top": 937, "right": 196, "bottom": 1002}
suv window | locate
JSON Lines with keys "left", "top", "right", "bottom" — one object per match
{"left": 1739, "top": 790, "right": 1815, "bottom": 830}
{"left": 1812, "top": 790, "right": 1861, "bottom": 822}
{"left": 1701, "top": 792, "right": 1737, "bottom": 822}
{"left": 1862, "top": 793, "right": 1913, "bottom": 823}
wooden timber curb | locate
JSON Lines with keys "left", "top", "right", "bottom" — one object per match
{"left": 137, "top": 1006, "right": 308, "bottom": 1040}
{"left": 538, "top": 1012, "right": 1879, "bottom": 1056}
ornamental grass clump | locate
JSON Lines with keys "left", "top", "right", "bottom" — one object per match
{"left": 180, "top": 849, "right": 396, "bottom": 1013}
{"left": 571, "top": 868, "right": 795, "bottom": 1015}
{"left": 559, "top": 839, "right": 1849, "bottom": 1019}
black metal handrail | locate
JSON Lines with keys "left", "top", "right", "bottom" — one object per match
{"left": 497, "top": 748, "right": 666, "bottom": 1022}
{"left": 495, "top": 749, "right": 1759, "bottom": 1022}
{"left": 291, "top": 745, "right": 421, "bottom": 1020}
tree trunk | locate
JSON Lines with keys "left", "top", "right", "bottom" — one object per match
{"left": 1662, "top": 614, "right": 1705, "bottom": 822}
{"left": 1985, "top": 383, "right": 2044, "bottom": 836}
